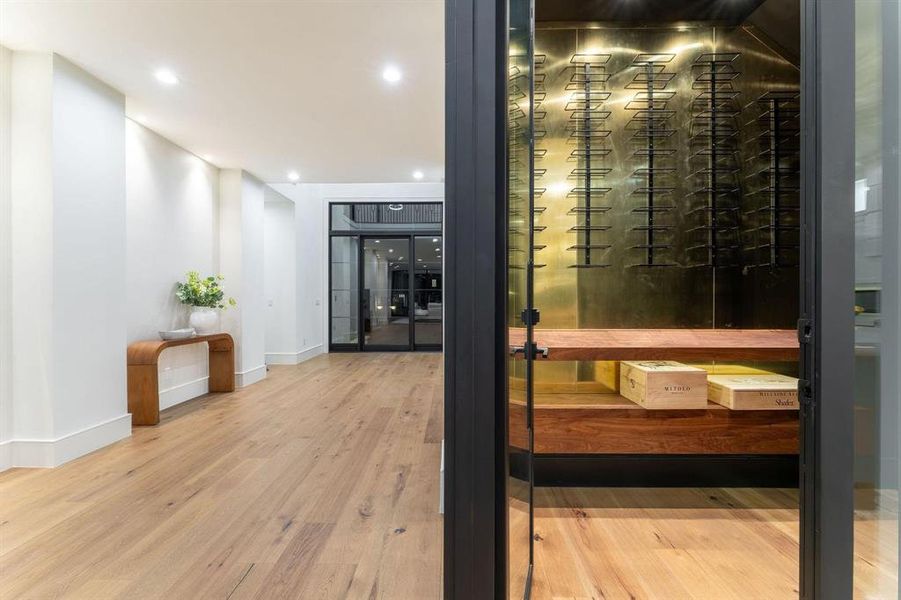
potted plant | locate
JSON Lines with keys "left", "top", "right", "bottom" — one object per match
{"left": 175, "top": 271, "right": 237, "bottom": 334}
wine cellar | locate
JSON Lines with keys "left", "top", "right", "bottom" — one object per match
{"left": 508, "top": 0, "right": 803, "bottom": 480}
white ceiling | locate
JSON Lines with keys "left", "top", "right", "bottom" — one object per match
{"left": 0, "top": 0, "right": 445, "bottom": 184}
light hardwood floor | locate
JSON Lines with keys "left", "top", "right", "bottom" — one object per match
{"left": 4, "top": 353, "right": 896, "bottom": 599}
{"left": 0, "top": 353, "right": 444, "bottom": 600}
{"left": 518, "top": 487, "right": 897, "bottom": 600}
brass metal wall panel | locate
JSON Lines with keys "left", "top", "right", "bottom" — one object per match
{"left": 532, "top": 23, "right": 800, "bottom": 387}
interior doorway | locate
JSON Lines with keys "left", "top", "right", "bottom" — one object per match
{"left": 329, "top": 202, "right": 443, "bottom": 352}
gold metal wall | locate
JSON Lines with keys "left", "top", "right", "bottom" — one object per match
{"left": 532, "top": 23, "right": 800, "bottom": 388}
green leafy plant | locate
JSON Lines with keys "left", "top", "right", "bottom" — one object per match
{"left": 175, "top": 271, "right": 237, "bottom": 309}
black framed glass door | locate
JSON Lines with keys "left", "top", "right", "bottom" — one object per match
{"left": 413, "top": 236, "right": 443, "bottom": 348}
{"left": 506, "top": 0, "right": 535, "bottom": 596}
{"left": 362, "top": 236, "right": 412, "bottom": 350}
{"left": 328, "top": 202, "right": 443, "bottom": 352}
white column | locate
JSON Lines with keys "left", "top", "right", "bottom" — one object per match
{"left": 219, "top": 169, "right": 266, "bottom": 387}
{"left": 6, "top": 53, "right": 129, "bottom": 467}
{"left": 263, "top": 188, "right": 298, "bottom": 364}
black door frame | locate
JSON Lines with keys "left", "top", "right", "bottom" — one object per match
{"left": 444, "top": 0, "right": 856, "bottom": 598}
{"left": 327, "top": 205, "right": 443, "bottom": 353}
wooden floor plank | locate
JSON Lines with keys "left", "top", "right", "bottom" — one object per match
{"left": 3, "top": 352, "right": 895, "bottom": 599}
{"left": 0, "top": 353, "right": 444, "bottom": 600}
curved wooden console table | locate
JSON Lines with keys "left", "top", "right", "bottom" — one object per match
{"left": 127, "top": 333, "right": 235, "bottom": 426}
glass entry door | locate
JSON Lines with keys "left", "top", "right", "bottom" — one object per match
{"left": 506, "top": 0, "right": 535, "bottom": 596}
{"left": 362, "top": 236, "right": 411, "bottom": 349}
{"left": 413, "top": 236, "right": 443, "bottom": 348}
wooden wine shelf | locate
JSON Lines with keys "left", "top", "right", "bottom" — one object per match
{"left": 510, "top": 328, "right": 798, "bottom": 361}
{"left": 509, "top": 393, "right": 799, "bottom": 455}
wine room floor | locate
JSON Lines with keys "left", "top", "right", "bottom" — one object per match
{"left": 513, "top": 486, "right": 897, "bottom": 600}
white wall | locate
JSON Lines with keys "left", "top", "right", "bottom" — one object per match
{"left": 6, "top": 53, "right": 130, "bottom": 468}
{"left": 0, "top": 46, "right": 12, "bottom": 455}
{"left": 263, "top": 190, "right": 298, "bottom": 363}
{"left": 126, "top": 120, "right": 220, "bottom": 409}
{"left": 220, "top": 170, "right": 267, "bottom": 386}
{"left": 270, "top": 182, "right": 443, "bottom": 351}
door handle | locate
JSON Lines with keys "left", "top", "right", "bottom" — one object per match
{"left": 509, "top": 344, "right": 548, "bottom": 359}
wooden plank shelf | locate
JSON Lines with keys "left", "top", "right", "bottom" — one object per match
{"left": 510, "top": 392, "right": 799, "bottom": 455}
{"left": 509, "top": 328, "right": 799, "bottom": 361}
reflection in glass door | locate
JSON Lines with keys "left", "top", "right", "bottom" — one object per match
{"left": 362, "top": 237, "right": 411, "bottom": 349}
{"left": 507, "top": 0, "right": 534, "bottom": 596}
{"left": 414, "top": 236, "right": 443, "bottom": 348}
{"left": 330, "top": 236, "right": 360, "bottom": 345}
{"left": 852, "top": 0, "right": 899, "bottom": 595}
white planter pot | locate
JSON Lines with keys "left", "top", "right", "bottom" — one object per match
{"left": 189, "top": 306, "right": 220, "bottom": 335}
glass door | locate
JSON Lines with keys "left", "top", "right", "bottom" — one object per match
{"left": 506, "top": 0, "right": 535, "bottom": 597}
{"left": 413, "top": 236, "right": 443, "bottom": 349}
{"left": 851, "top": 0, "right": 899, "bottom": 596}
{"left": 361, "top": 236, "right": 412, "bottom": 350}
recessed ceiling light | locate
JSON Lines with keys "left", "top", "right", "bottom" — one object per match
{"left": 375, "top": 240, "right": 381, "bottom": 243}
{"left": 287, "top": 170, "right": 300, "bottom": 182}
{"left": 389, "top": 248, "right": 394, "bottom": 253}
{"left": 154, "top": 68, "right": 179, "bottom": 85}
{"left": 382, "top": 65, "right": 402, "bottom": 83}
{"left": 388, "top": 203, "right": 403, "bottom": 211}
{"left": 432, "top": 238, "right": 439, "bottom": 243}
{"left": 413, "top": 170, "right": 424, "bottom": 180}
{"left": 417, "top": 258, "right": 423, "bottom": 262}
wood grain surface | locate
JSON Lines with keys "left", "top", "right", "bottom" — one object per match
{"left": 0, "top": 353, "right": 443, "bottom": 600}
{"left": 510, "top": 393, "right": 799, "bottom": 454}
{"left": 509, "top": 328, "right": 800, "bottom": 361}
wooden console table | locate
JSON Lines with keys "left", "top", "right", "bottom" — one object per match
{"left": 127, "top": 333, "right": 235, "bottom": 426}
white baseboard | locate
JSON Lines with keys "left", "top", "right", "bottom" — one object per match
{"left": 235, "top": 364, "right": 267, "bottom": 388}
{"left": 0, "top": 413, "right": 132, "bottom": 470}
{"left": 265, "top": 345, "right": 324, "bottom": 366}
{"left": 159, "top": 376, "right": 210, "bottom": 411}
{"left": 0, "top": 442, "right": 10, "bottom": 472}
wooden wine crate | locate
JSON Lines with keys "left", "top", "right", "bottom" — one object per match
{"left": 707, "top": 374, "right": 799, "bottom": 410}
{"left": 619, "top": 361, "right": 708, "bottom": 409}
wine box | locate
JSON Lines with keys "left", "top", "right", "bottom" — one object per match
{"left": 619, "top": 361, "right": 708, "bottom": 409}
{"left": 707, "top": 374, "right": 799, "bottom": 410}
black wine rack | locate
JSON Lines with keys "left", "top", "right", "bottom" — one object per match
{"left": 626, "top": 54, "right": 678, "bottom": 267}
{"left": 744, "top": 90, "right": 801, "bottom": 268}
{"left": 688, "top": 52, "right": 743, "bottom": 268}
{"left": 566, "top": 54, "right": 613, "bottom": 269}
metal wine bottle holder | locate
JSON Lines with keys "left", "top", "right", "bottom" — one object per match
{"left": 625, "top": 54, "right": 678, "bottom": 267}
{"left": 565, "top": 54, "right": 614, "bottom": 268}
{"left": 688, "top": 52, "right": 743, "bottom": 268}
{"left": 744, "top": 90, "right": 801, "bottom": 268}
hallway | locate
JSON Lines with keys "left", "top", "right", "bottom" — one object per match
{"left": 0, "top": 353, "right": 444, "bottom": 599}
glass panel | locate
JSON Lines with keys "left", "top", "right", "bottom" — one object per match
{"left": 362, "top": 237, "right": 411, "bottom": 349}
{"left": 414, "top": 236, "right": 442, "bottom": 346}
{"left": 331, "top": 203, "right": 443, "bottom": 232}
{"left": 330, "top": 236, "right": 359, "bottom": 345}
{"left": 853, "top": 0, "right": 900, "bottom": 596}
{"left": 507, "top": 0, "right": 534, "bottom": 597}
{"left": 522, "top": 2, "right": 801, "bottom": 597}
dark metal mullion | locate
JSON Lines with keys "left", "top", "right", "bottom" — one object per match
{"left": 525, "top": 0, "right": 536, "bottom": 582}
{"left": 800, "top": 0, "right": 855, "bottom": 597}
{"left": 410, "top": 235, "right": 416, "bottom": 351}
{"left": 358, "top": 235, "right": 365, "bottom": 351}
